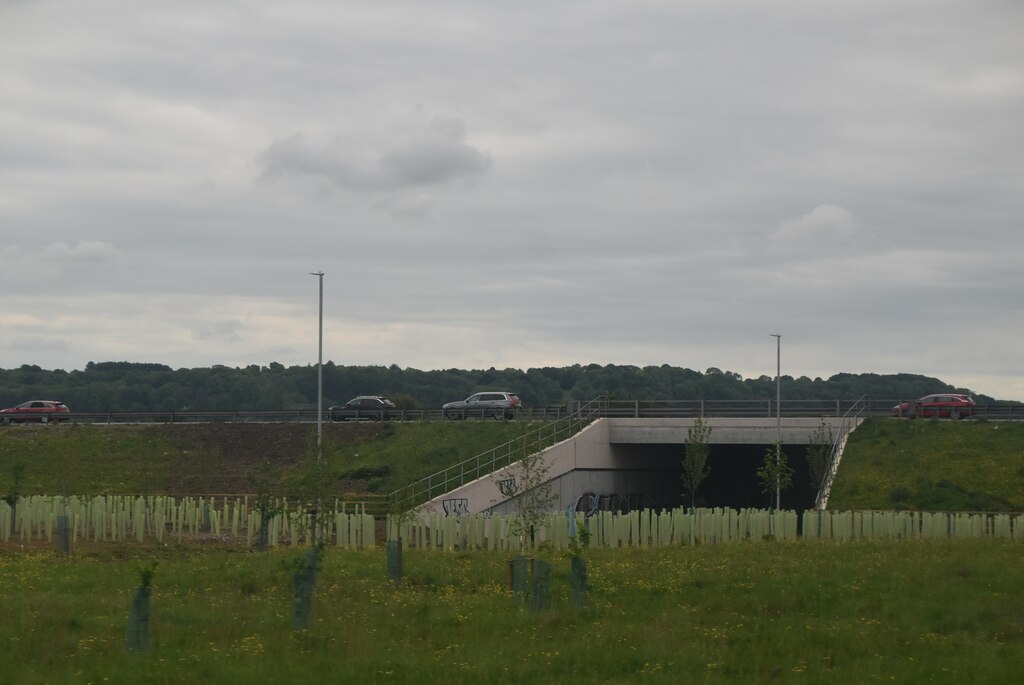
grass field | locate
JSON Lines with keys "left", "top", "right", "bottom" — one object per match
{"left": 2, "top": 540, "right": 1023, "bottom": 684}
{"left": 4, "top": 418, "right": 1024, "bottom": 682}
{"left": 0, "top": 421, "right": 538, "bottom": 497}
{"left": 828, "top": 418, "right": 1024, "bottom": 511}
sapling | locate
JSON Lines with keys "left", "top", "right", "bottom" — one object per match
{"left": 495, "top": 445, "right": 556, "bottom": 549}
{"left": 681, "top": 418, "right": 711, "bottom": 509}
{"left": 757, "top": 441, "right": 795, "bottom": 510}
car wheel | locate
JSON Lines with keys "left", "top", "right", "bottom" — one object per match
{"left": 492, "top": 409, "right": 506, "bottom": 421}
{"left": 949, "top": 408, "right": 961, "bottom": 420}
{"left": 40, "top": 415, "right": 49, "bottom": 424}
{"left": 0, "top": 417, "right": 9, "bottom": 425}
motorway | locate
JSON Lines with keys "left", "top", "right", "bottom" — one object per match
{"left": 5, "top": 398, "right": 1023, "bottom": 424}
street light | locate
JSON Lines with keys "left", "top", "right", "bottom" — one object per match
{"left": 310, "top": 271, "right": 324, "bottom": 456}
{"left": 770, "top": 333, "right": 781, "bottom": 510}
{"left": 310, "top": 270, "right": 324, "bottom": 544}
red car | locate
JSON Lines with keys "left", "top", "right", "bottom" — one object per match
{"left": 891, "top": 394, "right": 974, "bottom": 420}
{"left": 0, "top": 400, "right": 71, "bottom": 424}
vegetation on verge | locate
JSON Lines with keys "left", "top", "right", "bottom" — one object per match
{"left": 0, "top": 421, "right": 536, "bottom": 497}
{"left": 828, "top": 418, "right": 1024, "bottom": 511}
{"left": 1, "top": 541, "right": 1022, "bottom": 684}
{"left": 5, "top": 417, "right": 1024, "bottom": 514}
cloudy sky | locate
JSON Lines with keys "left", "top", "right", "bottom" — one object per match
{"left": 2, "top": 1, "right": 1022, "bottom": 398}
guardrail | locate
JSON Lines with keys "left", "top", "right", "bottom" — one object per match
{"left": 3, "top": 399, "right": 1021, "bottom": 424}
{"left": 0, "top": 406, "right": 580, "bottom": 424}
{"left": 814, "top": 395, "right": 871, "bottom": 511}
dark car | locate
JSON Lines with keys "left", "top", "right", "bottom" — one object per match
{"left": 891, "top": 393, "right": 975, "bottom": 419}
{"left": 443, "top": 391, "right": 520, "bottom": 420}
{"left": 329, "top": 396, "right": 397, "bottom": 421}
{"left": 0, "top": 400, "right": 71, "bottom": 424}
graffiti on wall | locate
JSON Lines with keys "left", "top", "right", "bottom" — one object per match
{"left": 443, "top": 498, "right": 470, "bottom": 515}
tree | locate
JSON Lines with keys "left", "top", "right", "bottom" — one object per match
{"left": 806, "top": 419, "right": 834, "bottom": 496}
{"left": 757, "top": 442, "right": 795, "bottom": 509}
{"left": 681, "top": 418, "right": 711, "bottom": 509}
{"left": 495, "top": 447, "right": 556, "bottom": 549}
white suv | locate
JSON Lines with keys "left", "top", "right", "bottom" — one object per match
{"left": 442, "top": 392, "right": 521, "bottom": 420}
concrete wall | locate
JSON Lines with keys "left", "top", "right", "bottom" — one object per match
{"left": 608, "top": 417, "right": 848, "bottom": 445}
{"left": 417, "top": 416, "right": 857, "bottom": 516}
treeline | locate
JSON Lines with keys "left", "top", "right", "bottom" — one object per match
{"left": 0, "top": 361, "right": 1000, "bottom": 413}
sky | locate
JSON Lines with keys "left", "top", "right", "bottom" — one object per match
{"left": 2, "top": 1, "right": 1023, "bottom": 399}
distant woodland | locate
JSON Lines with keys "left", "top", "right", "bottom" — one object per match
{"left": 0, "top": 362, "right": 1001, "bottom": 413}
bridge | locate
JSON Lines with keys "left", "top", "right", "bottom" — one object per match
{"left": 413, "top": 413, "right": 863, "bottom": 517}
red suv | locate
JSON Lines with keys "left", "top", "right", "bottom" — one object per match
{"left": 891, "top": 394, "right": 974, "bottom": 420}
{"left": 0, "top": 400, "right": 71, "bottom": 424}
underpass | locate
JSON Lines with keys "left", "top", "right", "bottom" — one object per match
{"left": 420, "top": 416, "right": 860, "bottom": 517}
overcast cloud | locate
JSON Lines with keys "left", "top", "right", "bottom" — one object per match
{"left": 2, "top": 1, "right": 1023, "bottom": 399}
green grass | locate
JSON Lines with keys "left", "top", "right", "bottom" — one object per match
{"left": 1, "top": 541, "right": 1023, "bottom": 683}
{"left": 830, "top": 418, "right": 1024, "bottom": 511}
{"left": 0, "top": 424, "right": 179, "bottom": 495}
{"left": 315, "top": 420, "right": 545, "bottom": 493}
{"left": 5, "top": 417, "right": 1024, "bottom": 515}
{"left": 0, "top": 421, "right": 538, "bottom": 497}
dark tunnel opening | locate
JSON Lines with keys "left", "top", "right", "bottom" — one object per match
{"left": 618, "top": 443, "right": 818, "bottom": 514}
{"left": 694, "top": 444, "right": 816, "bottom": 513}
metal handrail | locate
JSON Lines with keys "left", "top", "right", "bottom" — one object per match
{"left": 814, "top": 394, "right": 871, "bottom": 510}
{"left": 387, "top": 397, "right": 607, "bottom": 513}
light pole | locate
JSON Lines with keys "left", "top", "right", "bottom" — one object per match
{"left": 310, "top": 271, "right": 324, "bottom": 544}
{"left": 770, "top": 333, "right": 781, "bottom": 510}
{"left": 310, "top": 271, "right": 324, "bottom": 456}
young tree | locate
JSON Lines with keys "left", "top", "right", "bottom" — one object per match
{"left": 806, "top": 419, "right": 834, "bottom": 494}
{"left": 681, "top": 418, "right": 711, "bottom": 509}
{"left": 247, "top": 459, "right": 283, "bottom": 551}
{"left": 496, "top": 448, "right": 557, "bottom": 549}
{"left": 757, "top": 441, "right": 795, "bottom": 509}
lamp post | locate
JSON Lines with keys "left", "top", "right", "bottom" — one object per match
{"left": 310, "top": 271, "right": 324, "bottom": 455}
{"left": 310, "top": 271, "right": 324, "bottom": 544}
{"left": 770, "top": 333, "right": 781, "bottom": 510}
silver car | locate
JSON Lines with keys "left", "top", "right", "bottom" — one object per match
{"left": 443, "top": 392, "right": 521, "bottom": 420}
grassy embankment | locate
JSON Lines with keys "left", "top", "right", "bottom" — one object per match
{"left": 828, "top": 417, "right": 1024, "bottom": 511}
{"left": 0, "top": 420, "right": 538, "bottom": 498}
{"left": 1, "top": 541, "right": 1022, "bottom": 684}
{"left": 4, "top": 416, "right": 1024, "bottom": 513}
